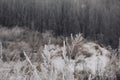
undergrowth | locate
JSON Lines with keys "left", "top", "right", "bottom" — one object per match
{"left": 0, "top": 27, "right": 120, "bottom": 80}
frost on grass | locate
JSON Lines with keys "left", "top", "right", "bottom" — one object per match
{"left": 0, "top": 27, "right": 119, "bottom": 80}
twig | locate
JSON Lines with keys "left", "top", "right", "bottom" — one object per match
{"left": 0, "top": 41, "right": 2, "bottom": 60}
{"left": 23, "top": 51, "right": 41, "bottom": 80}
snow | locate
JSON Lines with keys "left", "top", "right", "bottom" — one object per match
{"left": 51, "top": 57, "right": 65, "bottom": 72}
{"left": 40, "top": 38, "right": 111, "bottom": 79}
{"left": 75, "top": 42, "right": 110, "bottom": 75}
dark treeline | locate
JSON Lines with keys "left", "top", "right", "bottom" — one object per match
{"left": 0, "top": 0, "right": 120, "bottom": 48}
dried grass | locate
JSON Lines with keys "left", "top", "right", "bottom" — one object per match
{"left": 0, "top": 27, "right": 119, "bottom": 80}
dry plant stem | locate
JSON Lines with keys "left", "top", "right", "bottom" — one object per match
{"left": 0, "top": 41, "right": 2, "bottom": 60}
{"left": 63, "top": 41, "right": 66, "bottom": 60}
{"left": 119, "top": 38, "right": 120, "bottom": 54}
{"left": 88, "top": 74, "right": 92, "bottom": 80}
{"left": 23, "top": 51, "right": 41, "bottom": 80}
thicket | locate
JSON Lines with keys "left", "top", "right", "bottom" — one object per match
{"left": 0, "top": 0, "right": 120, "bottom": 48}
